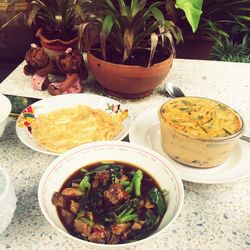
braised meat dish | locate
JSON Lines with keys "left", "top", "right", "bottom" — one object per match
{"left": 52, "top": 161, "right": 167, "bottom": 244}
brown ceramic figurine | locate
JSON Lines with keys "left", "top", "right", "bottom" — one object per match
{"left": 24, "top": 44, "right": 53, "bottom": 90}
{"left": 48, "top": 48, "right": 88, "bottom": 95}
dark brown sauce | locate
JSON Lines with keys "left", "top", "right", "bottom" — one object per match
{"left": 56, "top": 161, "right": 166, "bottom": 244}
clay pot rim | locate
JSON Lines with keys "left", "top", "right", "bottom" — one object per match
{"left": 87, "top": 50, "right": 174, "bottom": 69}
{"left": 36, "top": 28, "right": 78, "bottom": 46}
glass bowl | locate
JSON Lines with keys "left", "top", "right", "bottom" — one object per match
{"left": 159, "top": 97, "right": 244, "bottom": 168}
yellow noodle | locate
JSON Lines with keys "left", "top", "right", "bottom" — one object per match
{"left": 160, "top": 97, "right": 242, "bottom": 139}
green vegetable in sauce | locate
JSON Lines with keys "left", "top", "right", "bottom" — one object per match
{"left": 125, "top": 170, "right": 143, "bottom": 197}
{"left": 85, "top": 164, "right": 120, "bottom": 176}
{"left": 134, "top": 170, "right": 143, "bottom": 197}
{"left": 80, "top": 217, "right": 94, "bottom": 226}
{"left": 148, "top": 187, "right": 166, "bottom": 216}
{"left": 79, "top": 175, "right": 91, "bottom": 191}
{"left": 116, "top": 206, "right": 138, "bottom": 223}
{"left": 120, "top": 180, "right": 130, "bottom": 186}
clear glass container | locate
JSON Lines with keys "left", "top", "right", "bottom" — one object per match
{"left": 159, "top": 97, "right": 244, "bottom": 168}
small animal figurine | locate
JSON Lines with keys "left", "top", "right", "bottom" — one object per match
{"left": 24, "top": 43, "right": 53, "bottom": 91}
{"left": 48, "top": 48, "right": 88, "bottom": 96}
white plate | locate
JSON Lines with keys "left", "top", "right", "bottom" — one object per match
{"left": 16, "top": 93, "right": 132, "bottom": 156}
{"left": 129, "top": 105, "right": 250, "bottom": 184}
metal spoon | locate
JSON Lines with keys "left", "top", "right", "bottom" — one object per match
{"left": 164, "top": 82, "right": 250, "bottom": 143}
{"left": 164, "top": 82, "right": 185, "bottom": 98}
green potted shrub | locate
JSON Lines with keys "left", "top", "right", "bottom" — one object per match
{"left": 176, "top": 0, "right": 250, "bottom": 59}
{"left": 210, "top": 34, "right": 250, "bottom": 63}
{"left": 78, "top": 0, "right": 202, "bottom": 98}
{"left": 10, "top": 0, "right": 81, "bottom": 63}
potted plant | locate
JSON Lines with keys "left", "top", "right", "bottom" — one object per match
{"left": 78, "top": 0, "right": 202, "bottom": 98}
{"left": 176, "top": 0, "right": 250, "bottom": 60}
{"left": 10, "top": 0, "right": 81, "bottom": 63}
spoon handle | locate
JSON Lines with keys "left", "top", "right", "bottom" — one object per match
{"left": 240, "top": 135, "right": 250, "bottom": 143}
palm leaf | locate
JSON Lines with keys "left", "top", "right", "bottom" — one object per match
{"left": 104, "top": 0, "right": 118, "bottom": 14}
{"left": 131, "top": 0, "right": 139, "bottom": 17}
{"left": 123, "top": 28, "right": 134, "bottom": 62}
{"left": 165, "top": 31, "right": 175, "bottom": 56}
{"left": 74, "top": 3, "right": 86, "bottom": 21}
{"left": 27, "top": 5, "right": 42, "bottom": 26}
{"left": 238, "top": 15, "right": 250, "bottom": 21}
{"left": 142, "top": 2, "right": 162, "bottom": 21}
{"left": 130, "top": 9, "right": 147, "bottom": 30}
{"left": 150, "top": 6, "right": 165, "bottom": 23}
{"left": 100, "top": 14, "right": 113, "bottom": 60}
{"left": 138, "top": 0, "right": 147, "bottom": 10}
{"left": 117, "top": 0, "right": 128, "bottom": 16}
{"left": 148, "top": 32, "right": 158, "bottom": 66}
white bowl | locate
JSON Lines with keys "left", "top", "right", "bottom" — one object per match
{"left": 0, "top": 167, "right": 17, "bottom": 234}
{"left": 0, "top": 93, "right": 12, "bottom": 138}
{"left": 38, "top": 141, "right": 184, "bottom": 248}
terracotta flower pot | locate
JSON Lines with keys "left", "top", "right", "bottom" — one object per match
{"left": 87, "top": 51, "right": 173, "bottom": 99}
{"left": 36, "top": 28, "right": 78, "bottom": 60}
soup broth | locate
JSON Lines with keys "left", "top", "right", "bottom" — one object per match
{"left": 52, "top": 161, "right": 167, "bottom": 244}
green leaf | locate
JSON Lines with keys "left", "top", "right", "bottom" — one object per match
{"left": 131, "top": 0, "right": 146, "bottom": 17}
{"left": 125, "top": 169, "right": 142, "bottom": 194}
{"left": 238, "top": 15, "right": 250, "bottom": 21}
{"left": 148, "top": 187, "right": 167, "bottom": 216}
{"left": 100, "top": 14, "right": 113, "bottom": 60}
{"left": 150, "top": 7, "right": 165, "bottom": 23}
{"left": 104, "top": 0, "right": 117, "bottom": 14}
{"left": 175, "top": 0, "right": 203, "bottom": 33}
{"left": 134, "top": 170, "right": 143, "bottom": 196}
{"left": 79, "top": 175, "right": 91, "bottom": 191}
{"left": 130, "top": 0, "right": 139, "bottom": 17}
{"left": 117, "top": 207, "right": 138, "bottom": 223}
{"left": 80, "top": 217, "right": 94, "bottom": 226}
{"left": 117, "top": 0, "right": 128, "bottom": 16}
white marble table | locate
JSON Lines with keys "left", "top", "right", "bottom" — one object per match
{"left": 0, "top": 59, "right": 250, "bottom": 250}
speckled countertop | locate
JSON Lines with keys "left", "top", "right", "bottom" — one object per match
{"left": 0, "top": 59, "right": 250, "bottom": 250}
